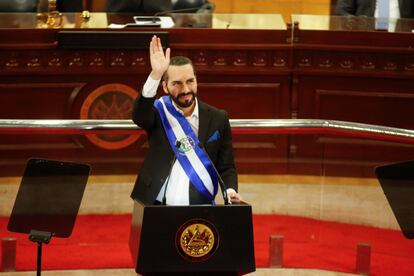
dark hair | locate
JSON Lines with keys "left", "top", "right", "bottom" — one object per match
{"left": 163, "top": 56, "right": 195, "bottom": 81}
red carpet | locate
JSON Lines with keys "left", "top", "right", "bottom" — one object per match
{"left": 1, "top": 214, "right": 413, "bottom": 275}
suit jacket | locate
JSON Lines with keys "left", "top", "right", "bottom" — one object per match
{"left": 0, "top": 0, "right": 83, "bottom": 12}
{"left": 106, "top": 0, "right": 172, "bottom": 13}
{"left": 57, "top": 0, "right": 83, "bottom": 12}
{"left": 131, "top": 95, "right": 238, "bottom": 205}
{"left": 336, "top": 0, "right": 414, "bottom": 18}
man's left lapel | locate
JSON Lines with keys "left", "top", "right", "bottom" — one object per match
{"left": 198, "top": 100, "right": 212, "bottom": 145}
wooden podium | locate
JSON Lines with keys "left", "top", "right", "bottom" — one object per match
{"left": 129, "top": 199, "right": 255, "bottom": 275}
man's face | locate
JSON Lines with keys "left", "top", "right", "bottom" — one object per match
{"left": 162, "top": 64, "right": 197, "bottom": 109}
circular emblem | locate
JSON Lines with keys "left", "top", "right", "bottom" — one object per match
{"left": 80, "top": 83, "right": 140, "bottom": 150}
{"left": 176, "top": 219, "right": 219, "bottom": 262}
{"left": 177, "top": 136, "right": 195, "bottom": 155}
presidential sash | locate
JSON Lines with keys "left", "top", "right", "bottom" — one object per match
{"left": 154, "top": 96, "right": 219, "bottom": 204}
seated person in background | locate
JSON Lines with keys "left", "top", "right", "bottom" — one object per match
{"left": 56, "top": 0, "right": 83, "bottom": 12}
{"left": 172, "top": 0, "right": 214, "bottom": 12}
{"left": 106, "top": 0, "right": 214, "bottom": 14}
{"left": 106, "top": 0, "right": 173, "bottom": 14}
{"left": 0, "top": 0, "right": 37, "bottom": 12}
{"left": 336, "top": 0, "right": 414, "bottom": 19}
{"left": 0, "top": 0, "right": 83, "bottom": 12}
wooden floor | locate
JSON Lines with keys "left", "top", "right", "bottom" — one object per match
{"left": 0, "top": 268, "right": 357, "bottom": 275}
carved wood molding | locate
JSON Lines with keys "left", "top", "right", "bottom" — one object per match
{"left": 6, "top": 48, "right": 413, "bottom": 74}
{"left": 190, "top": 50, "right": 289, "bottom": 69}
{"left": 0, "top": 49, "right": 290, "bottom": 72}
{"left": 295, "top": 51, "right": 414, "bottom": 74}
{"left": 0, "top": 50, "right": 150, "bottom": 71}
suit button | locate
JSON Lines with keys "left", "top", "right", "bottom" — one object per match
{"left": 160, "top": 178, "right": 165, "bottom": 183}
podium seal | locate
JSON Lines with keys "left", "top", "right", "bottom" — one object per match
{"left": 176, "top": 219, "right": 219, "bottom": 262}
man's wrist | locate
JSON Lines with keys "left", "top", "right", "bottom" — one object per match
{"left": 226, "top": 188, "right": 237, "bottom": 195}
{"left": 150, "top": 71, "right": 164, "bottom": 80}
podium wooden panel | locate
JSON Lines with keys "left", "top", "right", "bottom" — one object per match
{"left": 129, "top": 200, "right": 255, "bottom": 275}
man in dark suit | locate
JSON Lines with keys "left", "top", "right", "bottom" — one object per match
{"left": 0, "top": 0, "right": 83, "bottom": 12}
{"left": 57, "top": 0, "right": 83, "bottom": 12}
{"left": 131, "top": 36, "right": 241, "bottom": 205}
{"left": 336, "top": 0, "right": 414, "bottom": 18}
{"left": 106, "top": 0, "right": 172, "bottom": 13}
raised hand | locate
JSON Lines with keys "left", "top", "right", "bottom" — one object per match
{"left": 149, "top": 35, "right": 170, "bottom": 80}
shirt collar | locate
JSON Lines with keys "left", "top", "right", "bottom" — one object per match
{"left": 171, "top": 97, "right": 199, "bottom": 119}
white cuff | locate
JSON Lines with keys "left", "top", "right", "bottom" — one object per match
{"left": 226, "top": 188, "right": 237, "bottom": 197}
{"left": 142, "top": 75, "right": 161, "bottom": 98}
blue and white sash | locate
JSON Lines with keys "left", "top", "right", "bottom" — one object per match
{"left": 154, "top": 96, "right": 218, "bottom": 204}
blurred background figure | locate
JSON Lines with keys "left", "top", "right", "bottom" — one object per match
{"left": 173, "top": 0, "right": 215, "bottom": 12}
{"left": 0, "top": 0, "right": 83, "bottom": 12}
{"left": 56, "top": 0, "right": 83, "bottom": 12}
{"left": 0, "top": 0, "right": 38, "bottom": 12}
{"left": 106, "top": 0, "right": 173, "bottom": 13}
{"left": 336, "top": 0, "right": 414, "bottom": 19}
{"left": 106, "top": 0, "right": 214, "bottom": 14}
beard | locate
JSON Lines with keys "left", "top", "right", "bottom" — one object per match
{"left": 170, "top": 91, "right": 196, "bottom": 108}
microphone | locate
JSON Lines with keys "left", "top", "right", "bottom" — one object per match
{"left": 162, "top": 140, "right": 181, "bottom": 205}
{"left": 198, "top": 142, "right": 230, "bottom": 205}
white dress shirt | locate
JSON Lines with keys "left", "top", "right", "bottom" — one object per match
{"left": 375, "top": 0, "right": 401, "bottom": 19}
{"left": 141, "top": 75, "right": 235, "bottom": 205}
{"left": 375, "top": 0, "right": 400, "bottom": 31}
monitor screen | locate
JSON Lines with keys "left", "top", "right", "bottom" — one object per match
{"left": 8, "top": 158, "right": 90, "bottom": 238}
{"left": 375, "top": 160, "right": 414, "bottom": 239}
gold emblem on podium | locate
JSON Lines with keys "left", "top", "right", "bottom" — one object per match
{"left": 176, "top": 219, "right": 219, "bottom": 262}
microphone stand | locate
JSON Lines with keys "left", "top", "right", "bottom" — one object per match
{"left": 29, "top": 230, "right": 52, "bottom": 276}
{"left": 198, "top": 143, "right": 230, "bottom": 205}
